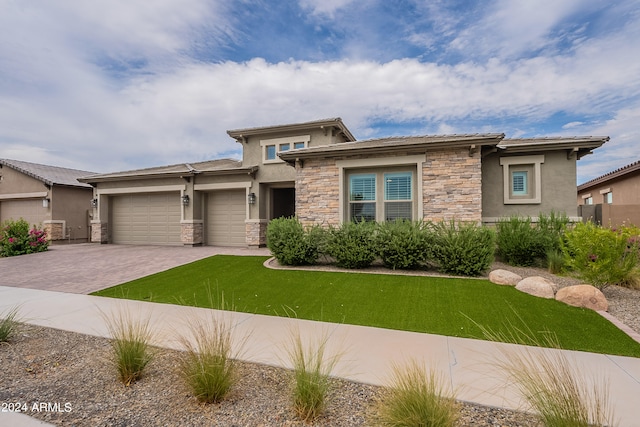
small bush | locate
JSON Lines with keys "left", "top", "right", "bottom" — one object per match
{"left": 102, "top": 309, "right": 155, "bottom": 386}
{"left": 0, "top": 219, "right": 49, "bottom": 257}
{"left": 431, "top": 221, "right": 495, "bottom": 276}
{"left": 496, "top": 213, "right": 570, "bottom": 268}
{"left": 562, "top": 221, "right": 640, "bottom": 290}
{"left": 266, "top": 217, "right": 323, "bottom": 266}
{"left": 177, "top": 317, "right": 240, "bottom": 403}
{"left": 376, "top": 359, "right": 459, "bottom": 427}
{"left": 326, "top": 221, "right": 378, "bottom": 269}
{"left": 286, "top": 330, "right": 341, "bottom": 422}
{"left": 376, "top": 220, "right": 433, "bottom": 270}
{"left": 480, "top": 322, "right": 616, "bottom": 427}
{"left": 0, "top": 306, "right": 21, "bottom": 343}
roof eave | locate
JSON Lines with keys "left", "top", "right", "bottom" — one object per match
{"left": 578, "top": 161, "right": 640, "bottom": 191}
{"left": 79, "top": 166, "right": 257, "bottom": 184}
{"left": 278, "top": 136, "right": 504, "bottom": 163}
{"left": 227, "top": 118, "right": 356, "bottom": 143}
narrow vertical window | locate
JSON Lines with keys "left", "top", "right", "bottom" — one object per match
{"left": 266, "top": 145, "right": 276, "bottom": 160}
{"left": 384, "top": 172, "right": 412, "bottom": 221}
{"left": 512, "top": 171, "right": 528, "bottom": 196}
{"left": 349, "top": 174, "right": 376, "bottom": 222}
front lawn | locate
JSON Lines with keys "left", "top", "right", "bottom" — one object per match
{"left": 92, "top": 255, "right": 640, "bottom": 357}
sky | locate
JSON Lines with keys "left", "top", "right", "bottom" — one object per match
{"left": 0, "top": 0, "right": 639, "bottom": 184}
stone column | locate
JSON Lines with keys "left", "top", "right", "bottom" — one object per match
{"left": 246, "top": 219, "right": 268, "bottom": 247}
{"left": 90, "top": 221, "right": 108, "bottom": 243}
{"left": 181, "top": 221, "right": 203, "bottom": 246}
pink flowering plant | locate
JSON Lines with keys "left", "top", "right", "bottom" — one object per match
{"left": 561, "top": 221, "right": 640, "bottom": 289}
{"left": 0, "top": 218, "right": 49, "bottom": 257}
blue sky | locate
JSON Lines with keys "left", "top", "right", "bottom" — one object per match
{"left": 0, "top": 0, "right": 638, "bottom": 183}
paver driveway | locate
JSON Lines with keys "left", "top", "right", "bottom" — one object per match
{"left": 0, "top": 244, "right": 270, "bottom": 294}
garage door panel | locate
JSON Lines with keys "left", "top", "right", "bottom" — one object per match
{"left": 206, "top": 190, "right": 245, "bottom": 247}
{"left": 111, "top": 193, "right": 181, "bottom": 245}
{"left": 0, "top": 199, "right": 46, "bottom": 227}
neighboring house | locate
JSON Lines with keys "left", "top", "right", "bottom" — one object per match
{"left": 0, "top": 159, "right": 95, "bottom": 242}
{"left": 79, "top": 118, "right": 607, "bottom": 247}
{"left": 577, "top": 160, "right": 640, "bottom": 227}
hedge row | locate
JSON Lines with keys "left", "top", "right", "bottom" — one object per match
{"left": 266, "top": 218, "right": 495, "bottom": 277}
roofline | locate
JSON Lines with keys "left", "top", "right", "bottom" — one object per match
{"left": 578, "top": 160, "right": 640, "bottom": 191}
{"left": 0, "top": 159, "right": 92, "bottom": 188}
{"left": 79, "top": 166, "right": 259, "bottom": 184}
{"left": 227, "top": 118, "right": 356, "bottom": 143}
{"left": 498, "top": 136, "right": 608, "bottom": 160}
{"left": 278, "top": 134, "right": 505, "bottom": 162}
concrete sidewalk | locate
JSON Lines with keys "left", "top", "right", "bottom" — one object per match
{"left": 2, "top": 285, "right": 640, "bottom": 427}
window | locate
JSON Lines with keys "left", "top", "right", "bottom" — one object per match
{"left": 511, "top": 171, "right": 528, "bottom": 196}
{"left": 261, "top": 135, "right": 310, "bottom": 163}
{"left": 499, "top": 155, "right": 544, "bottom": 204}
{"left": 584, "top": 197, "right": 593, "bottom": 205}
{"left": 384, "top": 172, "right": 412, "bottom": 221}
{"left": 604, "top": 192, "right": 612, "bottom": 204}
{"left": 266, "top": 145, "right": 276, "bottom": 160}
{"left": 348, "top": 171, "right": 413, "bottom": 222}
{"left": 349, "top": 174, "right": 376, "bottom": 221}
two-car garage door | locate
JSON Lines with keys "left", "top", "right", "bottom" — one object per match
{"left": 109, "top": 190, "right": 246, "bottom": 246}
{"left": 111, "top": 193, "right": 181, "bottom": 245}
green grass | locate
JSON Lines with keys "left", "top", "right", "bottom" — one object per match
{"left": 0, "top": 306, "right": 21, "bottom": 343}
{"left": 92, "top": 255, "right": 640, "bottom": 357}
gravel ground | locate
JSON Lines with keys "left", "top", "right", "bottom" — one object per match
{"left": 1, "top": 325, "right": 541, "bottom": 427}
{"left": 2, "top": 262, "right": 638, "bottom": 426}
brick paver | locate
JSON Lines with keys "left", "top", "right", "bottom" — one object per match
{"left": 0, "top": 244, "right": 270, "bottom": 294}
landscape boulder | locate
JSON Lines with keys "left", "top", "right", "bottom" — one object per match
{"left": 489, "top": 269, "right": 522, "bottom": 286}
{"left": 515, "top": 276, "right": 556, "bottom": 299}
{"left": 555, "top": 285, "right": 609, "bottom": 311}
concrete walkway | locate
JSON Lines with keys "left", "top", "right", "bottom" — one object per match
{"left": 2, "top": 285, "right": 640, "bottom": 427}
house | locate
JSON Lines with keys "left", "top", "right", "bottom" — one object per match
{"left": 577, "top": 160, "right": 640, "bottom": 227}
{"left": 79, "top": 118, "right": 607, "bottom": 247}
{"left": 0, "top": 159, "right": 95, "bottom": 242}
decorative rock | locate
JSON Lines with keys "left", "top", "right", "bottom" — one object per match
{"left": 515, "top": 276, "right": 556, "bottom": 299}
{"left": 556, "top": 285, "right": 609, "bottom": 311}
{"left": 489, "top": 269, "right": 523, "bottom": 286}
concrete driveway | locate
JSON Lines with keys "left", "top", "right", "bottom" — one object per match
{"left": 0, "top": 244, "right": 270, "bottom": 294}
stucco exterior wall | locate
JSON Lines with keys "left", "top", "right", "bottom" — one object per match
{"left": 51, "top": 186, "right": 92, "bottom": 242}
{"left": 482, "top": 150, "right": 578, "bottom": 220}
{"left": 0, "top": 165, "right": 47, "bottom": 195}
{"left": 577, "top": 171, "right": 640, "bottom": 205}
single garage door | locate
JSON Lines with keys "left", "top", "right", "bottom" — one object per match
{"left": 0, "top": 199, "right": 46, "bottom": 227}
{"left": 111, "top": 193, "right": 181, "bottom": 245}
{"left": 207, "top": 190, "right": 245, "bottom": 246}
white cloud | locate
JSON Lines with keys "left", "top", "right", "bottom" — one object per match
{"left": 299, "top": 0, "right": 358, "bottom": 18}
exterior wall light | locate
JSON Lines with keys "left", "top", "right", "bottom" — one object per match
{"left": 248, "top": 192, "right": 256, "bottom": 205}
{"left": 90, "top": 198, "right": 98, "bottom": 208}
{"left": 181, "top": 194, "right": 190, "bottom": 206}
{"left": 42, "top": 198, "right": 50, "bottom": 208}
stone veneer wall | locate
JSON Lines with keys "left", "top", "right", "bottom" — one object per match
{"left": 245, "top": 219, "right": 268, "bottom": 247}
{"left": 43, "top": 221, "right": 64, "bottom": 241}
{"left": 181, "top": 221, "right": 203, "bottom": 246}
{"left": 423, "top": 148, "right": 482, "bottom": 223}
{"left": 295, "top": 159, "right": 340, "bottom": 227}
{"left": 90, "top": 221, "right": 108, "bottom": 243}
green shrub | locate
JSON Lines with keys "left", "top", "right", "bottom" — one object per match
{"left": 286, "top": 329, "right": 341, "bottom": 422}
{"left": 376, "top": 359, "right": 459, "bottom": 427}
{"left": 431, "top": 221, "right": 495, "bottom": 276}
{"left": 0, "top": 306, "right": 21, "bottom": 343}
{"left": 376, "top": 220, "right": 433, "bottom": 270}
{"left": 326, "top": 221, "right": 378, "bottom": 268}
{"left": 496, "top": 213, "right": 570, "bottom": 268}
{"left": 546, "top": 249, "right": 565, "bottom": 274}
{"left": 177, "top": 317, "right": 240, "bottom": 403}
{"left": 102, "top": 309, "right": 155, "bottom": 386}
{"left": 561, "top": 221, "right": 640, "bottom": 290}
{"left": 266, "top": 217, "right": 323, "bottom": 266}
{"left": 0, "top": 218, "right": 49, "bottom": 257}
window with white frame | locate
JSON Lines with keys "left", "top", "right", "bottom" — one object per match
{"left": 604, "top": 192, "right": 612, "bottom": 204}
{"left": 348, "top": 170, "right": 414, "bottom": 222}
{"left": 499, "top": 156, "right": 544, "bottom": 204}
{"left": 584, "top": 196, "right": 593, "bottom": 205}
{"left": 260, "top": 135, "right": 310, "bottom": 163}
